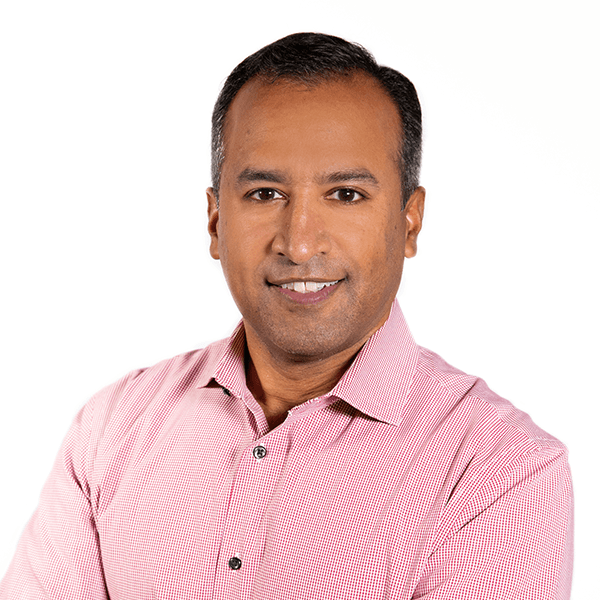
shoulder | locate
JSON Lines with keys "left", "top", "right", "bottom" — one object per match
{"left": 408, "top": 346, "right": 571, "bottom": 538}
{"left": 406, "top": 346, "right": 570, "bottom": 517}
{"left": 413, "top": 345, "right": 566, "bottom": 455}
{"left": 75, "top": 337, "right": 229, "bottom": 459}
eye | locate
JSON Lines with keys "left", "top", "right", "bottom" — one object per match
{"left": 247, "top": 188, "right": 285, "bottom": 201}
{"left": 329, "top": 188, "right": 365, "bottom": 203}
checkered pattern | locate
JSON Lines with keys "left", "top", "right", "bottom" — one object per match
{"left": 1, "top": 301, "right": 573, "bottom": 599}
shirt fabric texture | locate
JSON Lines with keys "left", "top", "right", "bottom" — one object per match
{"left": 1, "top": 301, "right": 573, "bottom": 599}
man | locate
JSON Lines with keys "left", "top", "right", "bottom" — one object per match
{"left": 1, "top": 33, "right": 572, "bottom": 599}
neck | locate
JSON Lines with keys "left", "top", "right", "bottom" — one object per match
{"left": 244, "top": 330, "right": 364, "bottom": 430}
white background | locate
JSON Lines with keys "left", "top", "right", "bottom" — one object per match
{"left": 1, "top": 0, "right": 598, "bottom": 596}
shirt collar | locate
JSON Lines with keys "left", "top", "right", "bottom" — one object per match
{"left": 198, "top": 299, "right": 419, "bottom": 426}
{"left": 328, "top": 300, "right": 419, "bottom": 425}
{"left": 195, "top": 320, "right": 248, "bottom": 399}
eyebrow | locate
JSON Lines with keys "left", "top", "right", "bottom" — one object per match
{"left": 236, "top": 168, "right": 290, "bottom": 186}
{"left": 236, "top": 167, "right": 380, "bottom": 188}
{"left": 316, "top": 169, "right": 380, "bottom": 188}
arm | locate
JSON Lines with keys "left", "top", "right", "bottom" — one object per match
{"left": 0, "top": 400, "right": 109, "bottom": 600}
{"left": 413, "top": 446, "right": 573, "bottom": 599}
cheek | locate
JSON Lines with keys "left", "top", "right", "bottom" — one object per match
{"left": 375, "top": 217, "right": 406, "bottom": 285}
{"left": 218, "top": 210, "right": 244, "bottom": 260}
{"left": 364, "top": 215, "right": 405, "bottom": 264}
{"left": 216, "top": 218, "right": 243, "bottom": 288}
{"left": 384, "top": 211, "right": 406, "bottom": 254}
{"left": 218, "top": 215, "right": 266, "bottom": 289}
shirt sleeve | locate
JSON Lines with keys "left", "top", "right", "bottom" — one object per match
{"left": 413, "top": 445, "right": 573, "bottom": 600}
{"left": 0, "top": 397, "right": 109, "bottom": 600}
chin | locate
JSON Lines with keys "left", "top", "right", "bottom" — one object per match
{"left": 261, "top": 322, "right": 364, "bottom": 363}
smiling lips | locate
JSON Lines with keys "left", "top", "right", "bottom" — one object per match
{"left": 279, "top": 280, "right": 340, "bottom": 293}
{"left": 273, "top": 280, "right": 342, "bottom": 304}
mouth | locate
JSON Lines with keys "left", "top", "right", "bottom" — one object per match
{"left": 278, "top": 280, "right": 340, "bottom": 293}
{"left": 269, "top": 279, "right": 343, "bottom": 305}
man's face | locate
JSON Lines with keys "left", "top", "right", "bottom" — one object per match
{"left": 207, "top": 73, "right": 424, "bottom": 363}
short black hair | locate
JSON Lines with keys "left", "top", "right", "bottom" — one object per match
{"left": 211, "top": 32, "right": 422, "bottom": 207}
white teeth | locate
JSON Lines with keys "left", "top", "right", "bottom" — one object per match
{"left": 280, "top": 280, "right": 339, "bottom": 293}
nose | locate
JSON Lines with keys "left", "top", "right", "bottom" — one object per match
{"left": 271, "top": 193, "right": 331, "bottom": 264}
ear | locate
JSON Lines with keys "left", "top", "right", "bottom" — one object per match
{"left": 207, "top": 187, "right": 220, "bottom": 260}
{"left": 404, "top": 186, "right": 425, "bottom": 259}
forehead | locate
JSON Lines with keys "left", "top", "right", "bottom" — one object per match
{"left": 221, "top": 73, "right": 402, "bottom": 182}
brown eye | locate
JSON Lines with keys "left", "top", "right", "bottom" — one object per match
{"left": 248, "top": 188, "right": 284, "bottom": 201}
{"left": 332, "top": 188, "right": 364, "bottom": 203}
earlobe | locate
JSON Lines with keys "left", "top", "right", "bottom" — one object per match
{"left": 404, "top": 186, "right": 425, "bottom": 259}
{"left": 207, "top": 187, "right": 220, "bottom": 260}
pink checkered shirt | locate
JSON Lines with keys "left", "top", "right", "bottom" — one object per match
{"left": 1, "top": 301, "right": 573, "bottom": 599}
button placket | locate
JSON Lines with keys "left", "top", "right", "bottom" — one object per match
{"left": 215, "top": 435, "right": 283, "bottom": 596}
